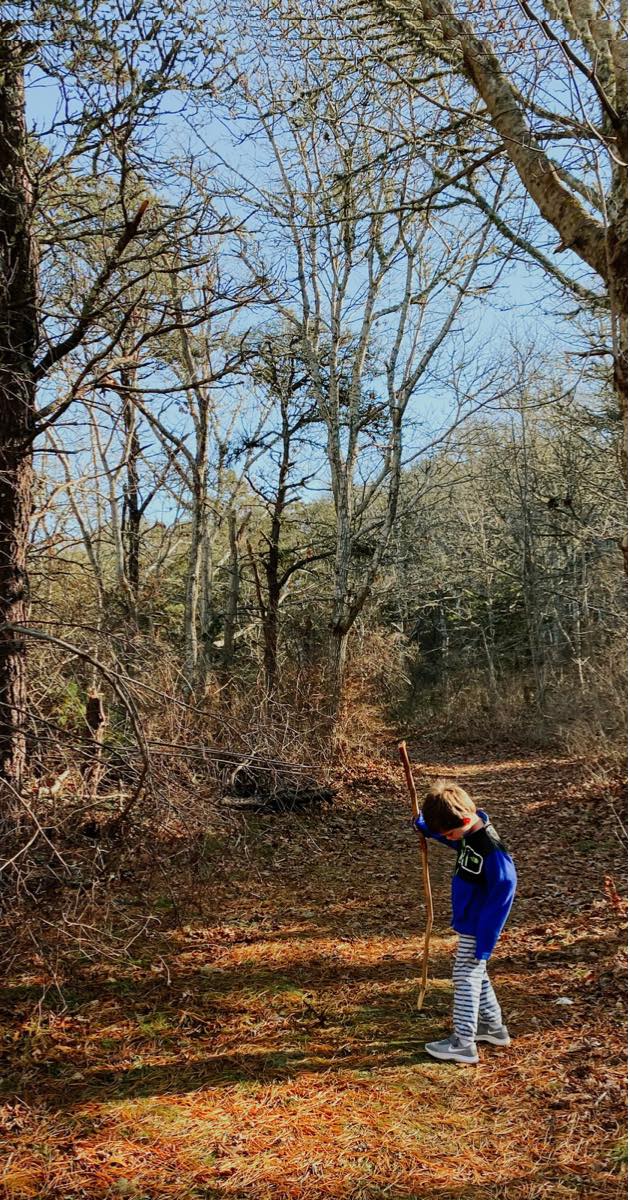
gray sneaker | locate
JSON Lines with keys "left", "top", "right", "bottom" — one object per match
{"left": 425, "top": 1036, "right": 479, "bottom": 1065}
{"left": 476, "top": 1020, "right": 511, "bottom": 1046}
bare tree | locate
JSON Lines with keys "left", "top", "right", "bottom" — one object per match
{"left": 245, "top": 332, "right": 329, "bottom": 695}
{"left": 343, "top": 0, "right": 627, "bottom": 443}
{"left": 233, "top": 62, "right": 498, "bottom": 716}
{"left": 388, "top": 350, "right": 625, "bottom": 721}
{"left": 0, "top": 28, "right": 40, "bottom": 786}
{"left": 0, "top": 1, "right": 233, "bottom": 784}
{"left": 129, "top": 269, "right": 270, "bottom": 689}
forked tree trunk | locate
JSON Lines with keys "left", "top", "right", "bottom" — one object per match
{"left": 0, "top": 31, "right": 38, "bottom": 789}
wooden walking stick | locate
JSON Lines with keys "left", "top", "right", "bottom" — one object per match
{"left": 399, "top": 741, "right": 433, "bottom": 1011}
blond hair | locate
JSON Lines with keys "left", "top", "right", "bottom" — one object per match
{"left": 422, "top": 778, "right": 476, "bottom": 833}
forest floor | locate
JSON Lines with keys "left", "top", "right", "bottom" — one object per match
{"left": 0, "top": 741, "right": 627, "bottom": 1200}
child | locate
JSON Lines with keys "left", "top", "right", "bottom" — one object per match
{"left": 414, "top": 778, "right": 517, "bottom": 1066}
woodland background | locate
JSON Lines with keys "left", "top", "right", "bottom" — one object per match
{"left": 0, "top": 0, "right": 627, "bottom": 1195}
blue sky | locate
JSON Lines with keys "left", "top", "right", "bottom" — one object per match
{"left": 25, "top": 40, "right": 606, "bottom": 525}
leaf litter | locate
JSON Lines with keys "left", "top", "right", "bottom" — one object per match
{"left": 0, "top": 744, "right": 626, "bottom": 1199}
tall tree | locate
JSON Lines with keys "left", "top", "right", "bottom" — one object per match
{"left": 0, "top": 1, "right": 230, "bottom": 783}
{"left": 0, "top": 27, "right": 40, "bottom": 786}
{"left": 245, "top": 332, "right": 328, "bottom": 695}
{"left": 130, "top": 270, "right": 267, "bottom": 690}
{"left": 234, "top": 61, "right": 499, "bottom": 716}
{"left": 346, "top": 0, "right": 627, "bottom": 443}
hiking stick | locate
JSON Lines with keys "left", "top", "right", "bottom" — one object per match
{"left": 399, "top": 741, "right": 433, "bottom": 1011}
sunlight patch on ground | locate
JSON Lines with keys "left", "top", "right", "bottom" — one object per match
{"left": 1, "top": 752, "right": 625, "bottom": 1199}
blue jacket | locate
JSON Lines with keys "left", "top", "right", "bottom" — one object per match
{"left": 414, "top": 810, "right": 516, "bottom": 960}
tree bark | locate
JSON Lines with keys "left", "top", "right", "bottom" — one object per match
{"left": 261, "top": 402, "right": 291, "bottom": 695}
{"left": 222, "top": 511, "right": 240, "bottom": 676}
{"left": 122, "top": 379, "right": 141, "bottom": 606}
{"left": 370, "top": 0, "right": 627, "bottom": 441}
{"left": 328, "top": 625, "right": 350, "bottom": 726}
{"left": 609, "top": 210, "right": 628, "bottom": 469}
{"left": 516, "top": 402, "right": 546, "bottom": 709}
{"left": 184, "top": 481, "right": 204, "bottom": 689}
{"left": 0, "top": 30, "right": 38, "bottom": 788}
{"left": 262, "top": 576, "right": 280, "bottom": 696}
{"left": 83, "top": 693, "right": 107, "bottom": 802}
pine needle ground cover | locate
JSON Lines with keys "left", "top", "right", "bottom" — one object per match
{"left": 1, "top": 748, "right": 626, "bottom": 1200}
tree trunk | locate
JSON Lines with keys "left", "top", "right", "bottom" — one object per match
{"left": 122, "top": 383, "right": 141, "bottom": 606}
{"left": 183, "top": 395, "right": 209, "bottom": 691}
{"left": 222, "top": 511, "right": 240, "bottom": 676}
{"left": 262, "top": 409, "right": 290, "bottom": 696}
{"left": 83, "top": 693, "right": 107, "bottom": 802}
{"left": 328, "top": 625, "right": 350, "bottom": 726}
{"left": 370, "top": 0, "right": 627, "bottom": 454}
{"left": 0, "top": 32, "right": 38, "bottom": 788}
{"left": 517, "top": 407, "right": 546, "bottom": 709}
{"left": 262, "top": 582, "right": 280, "bottom": 697}
{"left": 479, "top": 624, "right": 499, "bottom": 702}
{"left": 327, "top": 463, "right": 354, "bottom": 723}
{"left": 184, "top": 487, "right": 204, "bottom": 689}
{"left": 199, "top": 525, "right": 218, "bottom": 683}
{"left": 609, "top": 204, "right": 628, "bottom": 472}
{"left": 437, "top": 601, "right": 450, "bottom": 700}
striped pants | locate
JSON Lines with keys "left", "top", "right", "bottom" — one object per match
{"left": 452, "top": 934, "right": 502, "bottom": 1044}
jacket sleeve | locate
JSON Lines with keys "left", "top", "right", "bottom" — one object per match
{"left": 475, "top": 850, "right": 517, "bottom": 960}
{"left": 413, "top": 813, "right": 458, "bottom": 850}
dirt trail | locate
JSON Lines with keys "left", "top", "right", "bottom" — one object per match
{"left": 0, "top": 747, "right": 626, "bottom": 1199}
